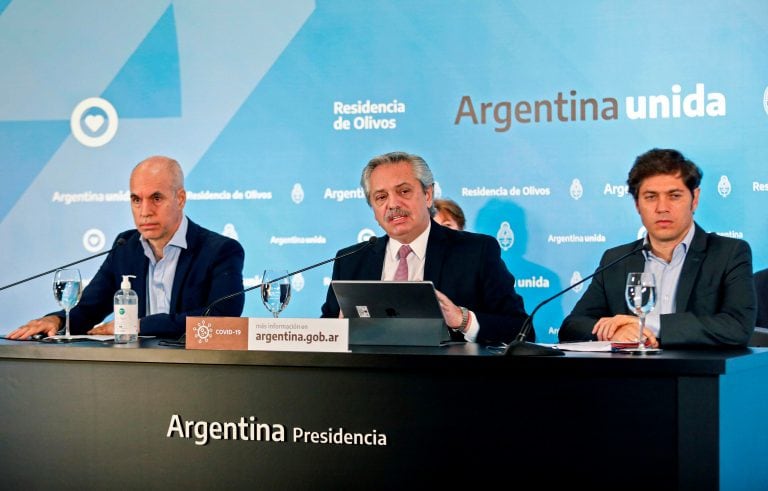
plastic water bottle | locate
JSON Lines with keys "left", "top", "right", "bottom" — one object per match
{"left": 114, "top": 274, "right": 138, "bottom": 343}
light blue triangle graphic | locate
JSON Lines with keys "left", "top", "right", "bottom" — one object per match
{"left": 0, "top": 0, "right": 12, "bottom": 16}
{"left": 101, "top": 4, "right": 180, "bottom": 118}
{"left": 0, "top": 121, "right": 71, "bottom": 221}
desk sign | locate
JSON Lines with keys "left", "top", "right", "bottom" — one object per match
{"left": 185, "top": 317, "right": 349, "bottom": 352}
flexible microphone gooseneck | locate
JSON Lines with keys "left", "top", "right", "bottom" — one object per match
{"left": 504, "top": 241, "right": 649, "bottom": 356}
{"left": 202, "top": 236, "right": 379, "bottom": 317}
{"left": 0, "top": 238, "right": 127, "bottom": 293}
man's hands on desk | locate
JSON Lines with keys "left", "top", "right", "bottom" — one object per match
{"left": 592, "top": 314, "right": 659, "bottom": 349}
{"left": 5, "top": 315, "right": 62, "bottom": 340}
{"left": 6, "top": 315, "right": 120, "bottom": 339}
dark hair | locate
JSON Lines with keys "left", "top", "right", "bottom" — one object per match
{"left": 360, "top": 151, "right": 435, "bottom": 214}
{"left": 434, "top": 198, "right": 466, "bottom": 230}
{"left": 627, "top": 148, "right": 702, "bottom": 200}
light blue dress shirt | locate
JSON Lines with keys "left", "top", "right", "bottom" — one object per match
{"left": 642, "top": 224, "right": 695, "bottom": 336}
{"left": 140, "top": 216, "right": 188, "bottom": 315}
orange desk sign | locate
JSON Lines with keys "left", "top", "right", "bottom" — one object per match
{"left": 185, "top": 317, "right": 349, "bottom": 352}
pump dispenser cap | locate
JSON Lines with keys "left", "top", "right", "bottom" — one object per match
{"left": 120, "top": 275, "right": 136, "bottom": 290}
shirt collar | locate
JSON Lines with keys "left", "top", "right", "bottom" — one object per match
{"left": 387, "top": 220, "right": 431, "bottom": 260}
{"left": 679, "top": 222, "right": 695, "bottom": 252}
{"left": 139, "top": 215, "right": 189, "bottom": 253}
{"left": 643, "top": 222, "right": 694, "bottom": 259}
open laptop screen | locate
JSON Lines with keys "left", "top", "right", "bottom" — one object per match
{"left": 331, "top": 280, "right": 443, "bottom": 319}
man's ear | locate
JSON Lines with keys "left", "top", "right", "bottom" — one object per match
{"left": 177, "top": 188, "right": 187, "bottom": 207}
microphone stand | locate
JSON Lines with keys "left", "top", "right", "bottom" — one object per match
{"left": 202, "top": 236, "right": 378, "bottom": 316}
{"left": 160, "top": 237, "right": 379, "bottom": 347}
{"left": 0, "top": 238, "right": 126, "bottom": 292}
{"left": 504, "top": 241, "right": 648, "bottom": 356}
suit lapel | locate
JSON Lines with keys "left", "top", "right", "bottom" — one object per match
{"left": 169, "top": 219, "right": 197, "bottom": 310}
{"left": 424, "top": 222, "right": 447, "bottom": 282}
{"left": 131, "top": 242, "right": 150, "bottom": 318}
{"left": 675, "top": 224, "right": 706, "bottom": 310}
{"left": 362, "top": 237, "right": 388, "bottom": 280}
{"left": 623, "top": 254, "right": 647, "bottom": 279}
{"left": 608, "top": 241, "right": 645, "bottom": 314}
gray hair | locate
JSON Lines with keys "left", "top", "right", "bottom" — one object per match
{"left": 360, "top": 151, "right": 436, "bottom": 214}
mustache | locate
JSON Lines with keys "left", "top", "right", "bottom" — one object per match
{"left": 385, "top": 207, "right": 410, "bottom": 221}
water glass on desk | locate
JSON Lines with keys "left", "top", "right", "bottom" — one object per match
{"left": 624, "top": 272, "right": 657, "bottom": 353}
{"left": 52, "top": 268, "right": 82, "bottom": 339}
{"left": 261, "top": 269, "right": 291, "bottom": 318}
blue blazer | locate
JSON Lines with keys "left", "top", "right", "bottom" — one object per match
{"left": 321, "top": 221, "right": 530, "bottom": 345}
{"left": 55, "top": 218, "right": 245, "bottom": 337}
{"left": 559, "top": 223, "right": 756, "bottom": 347}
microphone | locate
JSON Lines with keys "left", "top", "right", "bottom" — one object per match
{"left": 202, "top": 236, "right": 379, "bottom": 316}
{"left": 0, "top": 237, "right": 127, "bottom": 292}
{"left": 504, "top": 241, "right": 649, "bottom": 356}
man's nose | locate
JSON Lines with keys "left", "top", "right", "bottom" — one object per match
{"left": 139, "top": 201, "right": 154, "bottom": 216}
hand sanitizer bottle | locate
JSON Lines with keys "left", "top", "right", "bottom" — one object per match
{"left": 114, "top": 275, "right": 138, "bottom": 344}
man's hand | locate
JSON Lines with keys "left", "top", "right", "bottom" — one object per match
{"left": 593, "top": 315, "right": 658, "bottom": 348}
{"left": 592, "top": 314, "right": 639, "bottom": 341}
{"left": 88, "top": 320, "right": 115, "bottom": 335}
{"left": 434, "top": 289, "right": 464, "bottom": 330}
{"left": 5, "top": 315, "right": 62, "bottom": 340}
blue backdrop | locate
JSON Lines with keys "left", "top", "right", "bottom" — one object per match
{"left": 1, "top": 0, "right": 766, "bottom": 342}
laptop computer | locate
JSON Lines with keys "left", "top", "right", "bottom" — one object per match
{"left": 331, "top": 280, "right": 450, "bottom": 346}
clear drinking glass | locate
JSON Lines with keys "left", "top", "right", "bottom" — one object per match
{"left": 52, "top": 268, "right": 83, "bottom": 338}
{"left": 624, "top": 272, "right": 656, "bottom": 352}
{"left": 261, "top": 270, "right": 291, "bottom": 318}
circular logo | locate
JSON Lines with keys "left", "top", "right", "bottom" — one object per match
{"left": 70, "top": 97, "right": 119, "bottom": 147}
{"left": 357, "top": 228, "right": 377, "bottom": 243}
{"left": 193, "top": 320, "right": 213, "bottom": 344}
{"left": 82, "top": 228, "right": 107, "bottom": 253}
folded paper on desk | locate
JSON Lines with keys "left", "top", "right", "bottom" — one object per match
{"left": 551, "top": 341, "right": 614, "bottom": 352}
{"left": 43, "top": 334, "right": 114, "bottom": 342}
{"left": 185, "top": 317, "right": 349, "bottom": 352}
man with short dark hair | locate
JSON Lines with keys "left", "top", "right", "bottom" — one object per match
{"left": 559, "top": 148, "right": 756, "bottom": 348}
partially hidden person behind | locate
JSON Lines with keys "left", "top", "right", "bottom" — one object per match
{"left": 7, "top": 156, "right": 245, "bottom": 340}
{"left": 320, "top": 151, "right": 530, "bottom": 345}
{"left": 434, "top": 198, "right": 466, "bottom": 231}
{"left": 559, "top": 148, "right": 756, "bottom": 348}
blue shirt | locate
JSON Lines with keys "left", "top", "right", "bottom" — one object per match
{"left": 642, "top": 224, "right": 695, "bottom": 336}
{"left": 139, "top": 216, "right": 188, "bottom": 315}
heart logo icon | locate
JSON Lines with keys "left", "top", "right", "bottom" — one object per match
{"left": 84, "top": 114, "right": 105, "bottom": 132}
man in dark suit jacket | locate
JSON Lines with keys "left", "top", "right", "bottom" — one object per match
{"left": 321, "top": 151, "right": 529, "bottom": 345}
{"left": 754, "top": 268, "right": 768, "bottom": 328}
{"left": 559, "top": 149, "right": 756, "bottom": 348}
{"left": 8, "top": 156, "right": 244, "bottom": 339}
